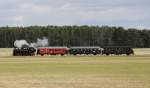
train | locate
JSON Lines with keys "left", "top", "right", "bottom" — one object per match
{"left": 13, "top": 46, "right": 134, "bottom": 56}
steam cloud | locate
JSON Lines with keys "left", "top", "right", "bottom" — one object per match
{"left": 14, "top": 37, "right": 49, "bottom": 48}
{"left": 14, "top": 40, "right": 29, "bottom": 48}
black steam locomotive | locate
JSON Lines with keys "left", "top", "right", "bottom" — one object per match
{"left": 13, "top": 45, "right": 36, "bottom": 56}
{"left": 13, "top": 46, "right": 134, "bottom": 56}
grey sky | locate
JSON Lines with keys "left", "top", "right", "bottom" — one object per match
{"left": 0, "top": 0, "right": 150, "bottom": 29}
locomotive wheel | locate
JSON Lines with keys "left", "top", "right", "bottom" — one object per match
{"left": 93, "top": 53, "right": 97, "bottom": 55}
{"left": 86, "top": 53, "right": 89, "bottom": 55}
{"left": 41, "top": 54, "right": 44, "bottom": 56}
{"left": 106, "top": 53, "right": 110, "bottom": 56}
{"left": 73, "top": 54, "right": 77, "bottom": 56}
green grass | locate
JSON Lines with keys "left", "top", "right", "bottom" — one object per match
{"left": 0, "top": 48, "right": 150, "bottom": 88}
{"left": 0, "top": 56, "right": 150, "bottom": 88}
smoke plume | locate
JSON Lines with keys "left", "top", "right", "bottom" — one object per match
{"left": 30, "top": 37, "right": 49, "bottom": 47}
{"left": 14, "top": 40, "right": 29, "bottom": 48}
{"left": 14, "top": 37, "right": 49, "bottom": 48}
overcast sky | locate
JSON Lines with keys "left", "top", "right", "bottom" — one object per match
{"left": 0, "top": 0, "right": 150, "bottom": 29}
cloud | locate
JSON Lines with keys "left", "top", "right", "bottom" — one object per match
{"left": 19, "top": 3, "right": 50, "bottom": 13}
{"left": 0, "top": 0, "right": 150, "bottom": 29}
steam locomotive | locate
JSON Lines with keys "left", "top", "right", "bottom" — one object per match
{"left": 13, "top": 46, "right": 134, "bottom": 56}
{"left": 13, "top": 46, "right": 36, "bottom": 56}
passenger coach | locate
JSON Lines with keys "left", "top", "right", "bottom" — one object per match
{"left": 102, "top": 46, "right": 134, "bottom": 55}
{"left": 69, "top": 46, "right": 102, "bottom": 55}
{"left": 37, "top": 47, "right": 69, "bottom": 56}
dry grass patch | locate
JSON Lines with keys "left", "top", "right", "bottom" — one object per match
{"left": 0, "top": 74, "right": 149, "bottom": 88}
{"left": 0, "top": 48, "right": 150, "bottom": 88}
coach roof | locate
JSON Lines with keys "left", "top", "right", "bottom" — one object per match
{"left": 70, "top": 46, "right": 101, "bottom": 49}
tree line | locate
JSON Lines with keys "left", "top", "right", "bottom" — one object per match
{"left": 0, "top": 25, "right": 150, "bottom": 48}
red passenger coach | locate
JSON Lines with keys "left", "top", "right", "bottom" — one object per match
{"left": 37, "top": 47, "right": 69, "bottom": 56}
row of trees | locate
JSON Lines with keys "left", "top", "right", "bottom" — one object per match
{"left": 0, "top": 25, "right": 150, "bottom": 48}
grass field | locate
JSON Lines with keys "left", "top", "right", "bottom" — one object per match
{"left": 0, "top": 48, "right": 150, "bottom": 88}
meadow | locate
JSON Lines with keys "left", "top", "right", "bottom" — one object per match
{"left": 0, "top": 48, "right": 150, "bottom": 88}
